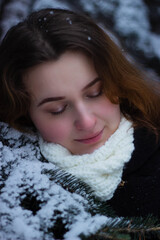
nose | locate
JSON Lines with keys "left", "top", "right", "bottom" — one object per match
{"left": 74, "top": 105, "right": 96, "bottom": 131}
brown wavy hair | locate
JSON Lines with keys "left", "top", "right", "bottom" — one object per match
{"left": 0, "top": 8, "right": 160, "bottom": 134}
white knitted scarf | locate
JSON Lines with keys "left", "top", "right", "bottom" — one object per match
{"left": 39, "top": 117, "right": 134, "bottom": 201}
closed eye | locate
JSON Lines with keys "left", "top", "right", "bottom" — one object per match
{"left": 86, "top": 88, "right": 103, "bottom": 98}
{"left": 50, "top": 104, "right": 68, "bottom": 115}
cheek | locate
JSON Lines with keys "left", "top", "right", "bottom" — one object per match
{"left": 96, "top": 98, "right": 120, "bottom": 120}
{"left": 31, "top": 112, "right": 72, "bottom": 143}
{"left": 45, "top": 123, "right": 70, "bottom": 143}
{"left": 40, "top": 120, "right": 71, "bottom": 143}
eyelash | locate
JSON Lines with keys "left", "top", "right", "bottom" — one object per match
{"left": 51, "top": 88, "right": 103, "bottom": 115}
{"left": 86, "top": 88, "right": 103, "bottom": 98}
{"left": 51, "top": 105, "right": 68, "bottom": 115}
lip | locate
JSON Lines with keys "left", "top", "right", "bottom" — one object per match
{"left": 74, "top": 128, "right": 104, "bottom": 144}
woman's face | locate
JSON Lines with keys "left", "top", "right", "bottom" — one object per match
{"left": 24, "top": 51, "right": 121, "bottom": 155}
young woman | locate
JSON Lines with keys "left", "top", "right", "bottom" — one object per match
{"left": 0, "top": 8, "right": 160, "bottom": 218}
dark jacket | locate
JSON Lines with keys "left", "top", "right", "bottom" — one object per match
{"left": 108, "top": 127, "right": 160, "bottom": 218}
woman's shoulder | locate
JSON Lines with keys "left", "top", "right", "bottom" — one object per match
{"left": 108, "top": 127, "right": 160, "bottom": 218}
{"left": 123, "top": 127, "right": 160, "bottom": 177}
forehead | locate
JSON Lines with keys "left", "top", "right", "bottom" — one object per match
{"left": 24, "top": 51, "right": 98, "bottom": 96}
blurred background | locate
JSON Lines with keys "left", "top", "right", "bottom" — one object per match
{"left": 0, "top": 0, "right": 160, "bottom": 80}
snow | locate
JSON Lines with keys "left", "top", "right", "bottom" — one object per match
{"left": 66, "top": 17, "right": 72, "bottom": 25}
{"left": 114, "top": 0, "right": 160, "bottom": 58}
{"left": 114, "top": 0, "right": 150, "bottom": 34}
{"left": 64, "top": 215, "right": 108, "bottom": 240}
{"left": 33, "top": 0, "right": 70, "bottom": 11}
{"left": 0, "top": 0, "right": 29, "bottom": 40}
{"left": 0, "top": 121, "right": 113, "bottom": 240}
{"left": 150, "top": 33, "right": 160, "bottom": 58}
{"left": 79, "top": 0, "right": 117, "bottom": 17}
{"left": 12, "top": 216, "right": 42, "bottom": 240}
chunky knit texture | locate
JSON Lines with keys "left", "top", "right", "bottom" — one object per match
{"left": 39, "top": 117, "right": 134, "bottom": 200}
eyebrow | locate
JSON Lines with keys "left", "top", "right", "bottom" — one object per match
{"left": 82, "top": 77, "right": 100, "bottom": 90}
{"left": 37, "top": 77, "right": 101, "bottom": 107}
